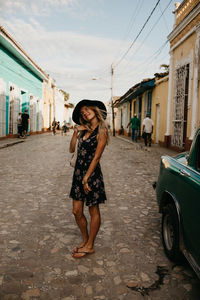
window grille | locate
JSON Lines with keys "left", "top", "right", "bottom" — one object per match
{"left": 172, "top": 64, "right": 189, "bottom": 148}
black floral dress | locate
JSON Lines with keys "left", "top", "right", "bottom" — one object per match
{"left": 70, "top": 126, "right": 107, "bottom": 207}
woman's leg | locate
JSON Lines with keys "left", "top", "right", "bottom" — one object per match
{"left": 87, "top": 205, "right": 101, "bottom": 249}
{"left": 74, "top": 204, "right": 100, "bottom": 257}
{"left": 76, "top": 205, "right": 101, "bottom": 253}
{"left": 72, "top": 200, "right": 88, "bottom": 247}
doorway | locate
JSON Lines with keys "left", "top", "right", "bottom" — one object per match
{"left": 156, "top": 104, "right": 160, "bottom": 144}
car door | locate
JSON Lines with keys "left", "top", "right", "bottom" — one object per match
{"left": 178, "top": 134, "right": 200, "bottom": 266}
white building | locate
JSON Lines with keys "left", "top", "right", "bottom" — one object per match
{"left": 55, "top": 89, "right": 65, "bottom": 124}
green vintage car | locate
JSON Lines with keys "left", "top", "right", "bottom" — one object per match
{"left": 156, "top": 127, "right": 200, "bottom": 279}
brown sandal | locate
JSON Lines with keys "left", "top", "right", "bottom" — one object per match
{"left": 72, "top": 250, "right": 95, "bottom": 259}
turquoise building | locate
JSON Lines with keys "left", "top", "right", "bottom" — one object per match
{"left": 0, "top": 26, "right": 48, "bottom": 137}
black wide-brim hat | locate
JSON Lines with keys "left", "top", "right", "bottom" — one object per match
{"left": 72, "top": 99, "right": 107, "bottom": 125}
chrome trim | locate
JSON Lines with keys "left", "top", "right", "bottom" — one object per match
{"left": 164, "top": 155, "right": 200, "bottom": 178}
{"left": 179, "top": 169, "right": 191, "bottom": 177}
{"left": 183, "top": 249, "right": 200, "bottom": 279}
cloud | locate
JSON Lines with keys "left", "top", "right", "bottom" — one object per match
{"left": 0, "top": 0, "right": 78, "bottom": 16}
{"left": 1, "top": 17, "right": 129, "bottom": 71}
{"left": 0, "top": 16, "right": 164, "bottom": 103}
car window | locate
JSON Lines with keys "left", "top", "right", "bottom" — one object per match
{"left": 196, "top": 134, "right": 200, "bottom": 172}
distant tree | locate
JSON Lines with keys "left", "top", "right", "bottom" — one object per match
{"left": 68, "top": 103, "right": 74, "bottom": 108}
{"left": 154, "top": 64, "right": 169, "bottom": 79}
{"left": 60, "top": 89, "right": 70, "bottom": 101}
{"left": 160, "top": 64, "right": 169, "bottom": 72}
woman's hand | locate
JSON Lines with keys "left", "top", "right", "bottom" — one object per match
{"left": 82, "top": 177, "right": 91, "bottom": 194}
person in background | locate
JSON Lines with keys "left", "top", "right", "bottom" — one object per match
{"left": 52, "top": 118, "right": 57, "bottom": 135}
{"left": 57, "top": 121, "right": 60, "bottom": 131}
{"left": 17, "top": 112, "right": 23, "bottom": 138}
{"left": 21, "top": 109, "right": 30, "bottom": 138}
{"left": 127, "top": 114, "right": 140, "bottom": 142}
{"left": 142, "top": 113, "right": 154, "bottom": 147}
{"left": 62, "top": 120, "right": 67, "bottom": 135}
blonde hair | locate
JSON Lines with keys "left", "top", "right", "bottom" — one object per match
{"left": 79, "top": 106, "right": 109, "bottom": 143}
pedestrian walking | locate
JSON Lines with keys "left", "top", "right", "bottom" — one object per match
{"left": 57, "top": 121, "right": 60, "bottom": 131}
{"left": 62, "top": 120, "right": 68, "bottom": 135}
{"left": 127, "top": 114, "right": 140, "bottom": 142}
{"left": 21, "top": 109, "right": 30, "bottom": 138}
{"left": 69, "top": 99, "right": 108, "bottom": 259}
{"left": 52, "top": 118, "right": 57, "bottom": 135}
{"left": 142, "top": 113, "right": 154, "bottom": 147}
{"left": 17, "top": 112, "right": 23, "bottom": 138}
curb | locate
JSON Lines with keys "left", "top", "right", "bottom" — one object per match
{"left": 116, "top": 136, "right": 145, "bottom": 150}
{"left": 0, "top": 140, "right": 25, "bottom": 150}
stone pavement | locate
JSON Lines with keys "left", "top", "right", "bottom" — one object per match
{"left": 0, "top": 132, "right": 199, "bottom": 300}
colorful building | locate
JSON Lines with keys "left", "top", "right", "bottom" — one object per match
{"left": 166, "top": 0, "right": 200, "bottom": 150}
{"left": 114, "top": 78, "right": 155, "bottom": 136}
{"left": 43, "top": 77, "right": 56, "bottom": 131}
{"left": 55, "top": 89, "right": 65, "bottom": 125}
{"left": 151, "top": 74, "right": 169, "bottom": 145}
{"left": 0, "top": 26, "right": 48, "bottom": 137}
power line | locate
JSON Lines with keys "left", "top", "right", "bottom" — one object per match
{"left": 112, "top": 0, "right": 144, "bottom": 65}
{"left": 159, "top": 2, "right": 169, "bottom": 32}
{"left": 97, "top": 0, "right": 145, "bottom": 80}
{"left": 114, "top": 0, "right": 161, "bottom": 68}
{"left": 115, "top": 40, "right": 168, "bottom": 79}
{"left": 117, "top": 0, "right": 173, "bottom": 73}
{"left": 130, "top": 0, "right": 172, "bottom": 58}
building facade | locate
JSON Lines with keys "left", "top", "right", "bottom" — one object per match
{"left": 166, "top": 0, "right": 200, "bottom": 150}
{"left": 114, "top": 79, "right": 155, "bottom": 136}
{"left": 43, "top": 77, "right": 56, "bottom": 131}
{"left": 55, "top": 89, "right": 65, "bottom": 125}
{"left": 0, "top": 26, "right": 48, "bottom": 137}
{"left": 151, "top": 75, "right": 169, "bottom": 145}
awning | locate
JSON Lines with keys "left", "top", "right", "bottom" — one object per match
{"left": 115, "top": 78, "right": 155, "bottom": 106}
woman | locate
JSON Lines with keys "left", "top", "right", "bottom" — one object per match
{"left": 69, "top": 99, "right": 108, "bottom": 258}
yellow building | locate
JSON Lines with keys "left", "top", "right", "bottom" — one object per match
{"left": 166, "top": 0, "right": 200, "bottom": 150}
{"left": 151, "top": 75, "right": 169, "bottom": 145}
{"left": 43, "top": 77, "right": 56, "bottom": 131}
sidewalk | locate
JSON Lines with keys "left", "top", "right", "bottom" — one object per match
{"left": 116, "top": 134, "right": 177, "bottom": 156}
{"left": 0, "top": 132, "right": 49, "bottom": 149}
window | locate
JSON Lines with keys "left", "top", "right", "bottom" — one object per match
{"left": 144, "top": 91, "right": 152, "bottom": 118}
{"left": 147, "top": 91, "right": 152, "bottom": 117}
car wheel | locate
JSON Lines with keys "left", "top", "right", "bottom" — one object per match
{"left": 162, "top": 203, "right": 182, "bottom": 262}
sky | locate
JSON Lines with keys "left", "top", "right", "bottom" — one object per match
{"left": 0, "top": 0, "right": 178, "bottom": 105}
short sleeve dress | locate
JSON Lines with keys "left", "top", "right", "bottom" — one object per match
{"left": 69, "top": 126, "right": 107, "bottom": 207}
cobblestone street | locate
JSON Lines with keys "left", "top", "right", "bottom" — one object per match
{"left": 0, "top": 132, "right": 199, "bottom": 300}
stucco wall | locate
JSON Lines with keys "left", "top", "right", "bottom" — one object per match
{"left": 169, "top": 31, "right": 196, "bottom": 139}
{"left": 43, "top": 80, "right": 54, "bottom": 130}
{"left": 0, "top": 44, "right": 43, "bottom": 135}
{"left": 152, "top": 77, "right": 168, "bottom": 143}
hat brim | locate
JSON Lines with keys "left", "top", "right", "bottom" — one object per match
{"left": 72, "top": 99, "right": 107, "bottom": 125}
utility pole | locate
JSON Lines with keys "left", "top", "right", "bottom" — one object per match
{"left": 111, "top": 63, "right": 115, "bottom": 136}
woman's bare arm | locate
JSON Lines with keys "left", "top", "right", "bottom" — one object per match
{"left": 69, "top": 125, "right": 86, "bottom": 153}
{"left": 69, "top": 128, "right": 78, "bottom": 153}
